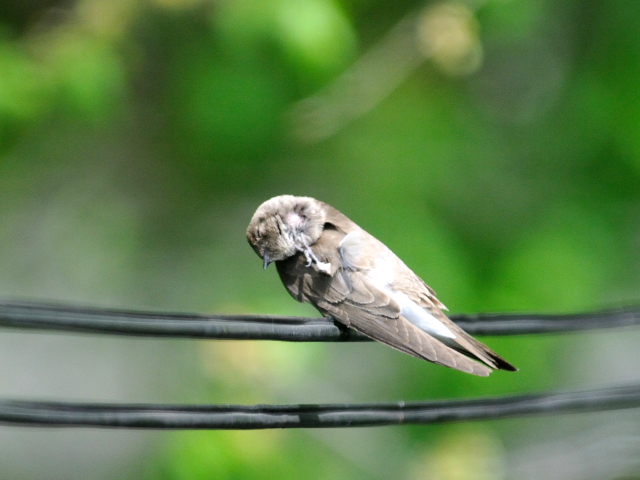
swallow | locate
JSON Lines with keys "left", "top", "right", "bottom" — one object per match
{"left": 246, "top": 195, "right": 517, "bottom": 376}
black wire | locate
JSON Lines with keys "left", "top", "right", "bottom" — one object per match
{"left": 2, "top": 384, "right": 640, "bottom": 429}
{"left": 0, "top": 300, "right": 361, "bottom": 341}
{"left": 0, "top": 300, "right": 639, "bottom": 340}
{"left": 2, "top": 300, "right": 640, "bottom": 429}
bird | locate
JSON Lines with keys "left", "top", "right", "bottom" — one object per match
{"left": 246, "top": 195, "right": 517, "bottom": 376}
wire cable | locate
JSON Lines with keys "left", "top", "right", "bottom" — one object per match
{"left": 2, "top": 300, "right": 640, "bottom": 429}
{"left": 0, "top": 300, "right": 639, "bottom": 339}
{"left": 2, "top": 384, "right": 640, "bottom": 429}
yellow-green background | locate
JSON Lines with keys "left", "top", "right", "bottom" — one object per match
{"left": 1, "top": 0, "right": 639, "bottom": 479}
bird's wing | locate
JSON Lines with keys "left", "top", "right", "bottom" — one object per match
{"left": 316, "top": 269, "right": 494, "bottom": 376}
{"left": 390, "top": 256, "right": 518, "bottom": 372}
{"left": 276, "top": 229, "right": 494, "bottom": 376}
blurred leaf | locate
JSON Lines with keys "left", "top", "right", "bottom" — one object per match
{"left": 49, "top": 34, "right": 126, "bottom": 117}
{"left": 0, "top": 40, "right": 52, "bottom": 124}
{"left": 216, "top": 0, "right": 357, "bottom": 87}
{"left": 274, "top": 0, "right": 357, "bottom": 79}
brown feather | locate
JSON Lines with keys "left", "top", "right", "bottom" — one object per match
{"left": 276, "top": 252, "right": 493, "bottom": 376}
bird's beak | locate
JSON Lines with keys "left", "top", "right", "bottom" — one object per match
{"left": 263, "top": 252, "right": 271, "bottom": 270}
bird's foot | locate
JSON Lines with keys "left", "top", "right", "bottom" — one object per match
{"left": 299, "top": 245, "right": 331, "bottom": 273}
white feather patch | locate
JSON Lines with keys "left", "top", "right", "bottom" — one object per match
{"left": 391, "top": 291, "right": 456, "bottom": 339}
{"left": 339, "top": 231, "right": 362, "bottom": 270}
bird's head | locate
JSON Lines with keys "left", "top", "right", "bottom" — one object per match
{"left": 246, "top": 195, "right": 326, "bottom": 269}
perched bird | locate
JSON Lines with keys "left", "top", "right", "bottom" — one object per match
{"left": 246, "top": 195, "right": 517, "bottom": 376}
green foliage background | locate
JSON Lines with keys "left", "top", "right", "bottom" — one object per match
{"left": 1, "top": 0, "right": 639, "bottom": 479}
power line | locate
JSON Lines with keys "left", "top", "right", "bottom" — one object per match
{"left": 2, "top": 384, "right": 640, "bottom": 429}
{"left": 2, "top": 299, "right": 640, "bottom": 429}
{"left": 0, "top": 300, "right": 639, "bottom": 340}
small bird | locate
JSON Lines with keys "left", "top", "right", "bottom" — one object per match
{"left": 246, "top": 195, "right": 517, "bottom": 376}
